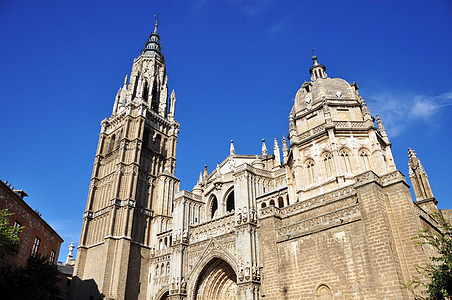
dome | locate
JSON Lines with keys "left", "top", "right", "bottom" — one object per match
{"left": 293, "top": 77, "right": 359, "bottom": 114}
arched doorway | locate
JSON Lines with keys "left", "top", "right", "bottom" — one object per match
{"left": 158, "top": 291, "right": 169, "bottom": 300}
{"left": 194, "top": 258, "right": 237, "bottom": 300}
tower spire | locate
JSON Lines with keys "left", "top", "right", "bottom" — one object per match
{"left": 142, "top": 13, "right": 163, "bottom": 57}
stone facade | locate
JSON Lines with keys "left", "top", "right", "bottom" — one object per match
{"left": 72, "top": 24, "right": 446, "bottom": 300}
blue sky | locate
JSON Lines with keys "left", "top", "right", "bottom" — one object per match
{"left": 1, "top": 0, "right": 451, "bottom": 261}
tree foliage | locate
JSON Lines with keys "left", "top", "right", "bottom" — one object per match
{"left": 406, "top": 214, "right": 452, "bottom": 300}
{"left": 0, "top": 208, "right": 22, "bottom": 258}
{"left": 0, "top": 254, "right": 61, "bottom": 300}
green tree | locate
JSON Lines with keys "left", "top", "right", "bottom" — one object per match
{"left": 0, "top": 208, "right": 22, "bottom": 258}
{"left": 406, "top": 214, "right": 452, "bottom": 299}
{"left": 0, "top": 254, "right": 61, "bottom": 300}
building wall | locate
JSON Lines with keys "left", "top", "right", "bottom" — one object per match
{"left": 0, "top": 180, "right": 63, "bottom": 266}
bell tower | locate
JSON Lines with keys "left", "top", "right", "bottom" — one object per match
{"left": 73, "top": 19, "right": 180, "bottom": 300}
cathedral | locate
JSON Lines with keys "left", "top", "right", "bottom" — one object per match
{"left": 72, "top": 20, "right": 445, "bottom": 300}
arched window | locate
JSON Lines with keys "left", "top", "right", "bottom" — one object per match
{"left": 340, "top": 150, "right": 351, "bottom": 173}
{"left": 359, "top": 150, "right": 370, "bottom": 170}
{"left": 269, "top": 199, "right": 275, "bottom": 206}
{"left": 278, "top": 197, "right": 284, "bottom": 208}
{"left": 155, "top": 134, "right": 162, "bottom": 153}
{"left": 151, "top": 80, "right": 159, "bottom": 113}
{"left": 323, "top": 153, "right": 334, "bottom": 177}
{"left": 306, "top": 160, "right": 316, "bottom": 183}
{"left": 210, "top": 195, "right": 218, "bottom": 219}
{"left": 142, "top": 80, "right": 149, "bottom": 103}
{"left": 143, "top": 128, "right": 151, "bottom": 148}
{"left": 261, "top": 202, "right": 267, "bottom": 209}
{"left": 108, "top": 134, "right": 116, "bottom": 153}
{"left": 317, "top": 284, "right": 332, "bottom": 299}
{"left": 226, "top": 189, "right": 235, "bottom": 212}
{"left": 132, "top": 73, "right": 139, "bottom": 99}
{"left": 286, "top": 195, "right": 290, "bottom": 206}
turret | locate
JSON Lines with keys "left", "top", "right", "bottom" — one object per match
{"left": 309, "top": 55, "right": 327, "bottom": 81}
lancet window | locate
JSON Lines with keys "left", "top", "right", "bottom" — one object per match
{"left": 306, "top": 160, "right": 316, "bottom": 184}
{"left": 142, "top": 80, "right": 149, "bottom": 103}
{"left": 340, "top": 150, "right": 352, "bottom": 173}
{"left": 359, "top": 150, "right": 371, "bottom": 170}
{"left": 323, "top": 153, "right": 334, "bottom": 177}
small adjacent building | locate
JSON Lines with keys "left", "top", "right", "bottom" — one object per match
{"left": 0, "top": 179, "right": 63, "bottom": 266}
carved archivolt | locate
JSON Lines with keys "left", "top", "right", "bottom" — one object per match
{"left": 187, "top": 240, "right": 238, "bottom": 299}
{"left": 190, "top": 255, "right": 237, "bottom": 300}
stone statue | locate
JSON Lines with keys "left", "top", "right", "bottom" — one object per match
{"left": 182, "top": 230, "right": 188, "bottom": 243}
{"left": 238, "top": 263, "right": 244, "bottom": 281}
{"left": 242, "top": 206, "right": 248, "bottom": 222}
{"left": 244, "top": 262, "right": 250, "bottom": 280}
{"left": 171, "top": 277, "right": 176, "bottom": 290}
{"left": 180, "top": 277, "right": 187, "bottom": 292}
{"left": 250, "top": 208, "right": 257, "bottom": 223}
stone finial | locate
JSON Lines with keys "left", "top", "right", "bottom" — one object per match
{"left": 123, "top": 74, "right": 128, "bottom": 86}
{"left": 66, "top": 242, "right": 75, "bottom": 264}
{"left": 169, "top": 89, "right": 176, "bottom": 119}
{"left": 198, "top": 172, "right": 203, "bottom": 183}
{"left": 261, "top": 139, "right": 268, "bottom": 156}
{"left": 230, "top": 140, "right": 235, "bottom": 155}
{"left": 407, "top": 148, "right": 435, "bottom": 206}
{"left": 204, "top": 165, "right": 208, "bottom": 180}
{"left": 289, "top": 113, "right": 295, "bottom": 132}
{"left": 376, "top": 114, "right": 389, "bottom": 142}
{"left": 361, "top": 99, "right": 371, "bottom": 120}
{"left": 273, "top": 138, "right": 281, "bottom": 164}
{"left": 282, "top": 135, "right": 289, "bottom": 156}
{"left": 216, "top": 163, "right": 221, "bottom": 177}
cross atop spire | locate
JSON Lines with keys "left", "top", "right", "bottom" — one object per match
{"left": 154, "top": 12, "right": 160, "bottom": 33}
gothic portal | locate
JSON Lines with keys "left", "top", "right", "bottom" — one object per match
{"left": 73, "top": 21, "right": 446, "bottom": 300}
